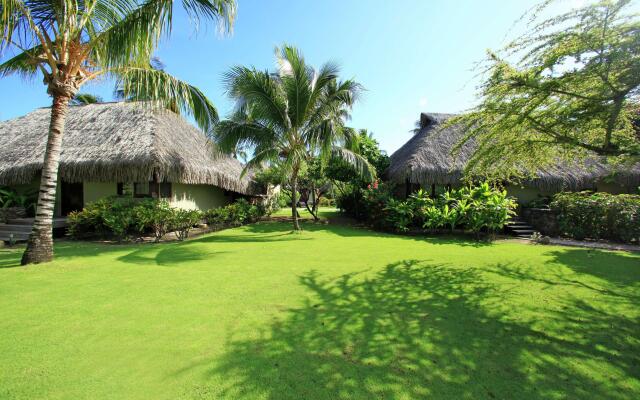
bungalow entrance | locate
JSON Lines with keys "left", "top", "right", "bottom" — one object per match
{"left": 61, "top": 181, "right": 83, "bottom": 215}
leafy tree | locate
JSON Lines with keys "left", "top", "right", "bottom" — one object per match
{"left": 215, "top": 45, "right": 374, "bottom": 230}
{"left": 326, "top": 128, "right": 389, "bottom": 183}
{"left": 450, "top": 0, "right": 640, "bottom": 181}
{"left": 328, "top": 129, "right": 389, "bottom": 219}
{"left": 298, "top": 158, "right": 331, "bottom": 221}
{"left": 0, "top": 0, "right": 235, "bottom": 264}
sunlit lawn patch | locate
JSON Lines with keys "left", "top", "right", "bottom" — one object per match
{"left": 0, "top": 212, "right": 638, "bottom": 399}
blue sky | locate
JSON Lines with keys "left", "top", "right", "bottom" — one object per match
{"left": 0, "top": 0, "right": 606, "bottom": 153}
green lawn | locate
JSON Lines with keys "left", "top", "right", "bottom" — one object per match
{"left": 0, "top": 213, "right": 639, "bottom": 399}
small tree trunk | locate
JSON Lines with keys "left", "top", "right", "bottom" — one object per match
{"left": 310, "top": 183, "right": 320, "bottom": 221}
{"left": 21, "top": 95, "right": 72, "bottom": 265}
{"left": 291, "top": 171, "right": 301, "bottom": 231}
{"left": 312, "top": 188, "right": 323, "bottom": 220}
{"left": 305, "top": 183, "right": 320, "bottom": 221}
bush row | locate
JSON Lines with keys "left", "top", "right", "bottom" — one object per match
{"left": 550, "top": 191, "right": 640, "bottom": 243}
{"left": 69, "top": 197, "right": 267, "bottom": 242}
{"left": 203, "top": 198, "right": 266, "bottom": 227}
{"left": 338, "top": 181, "right": 517, "bottom": 236}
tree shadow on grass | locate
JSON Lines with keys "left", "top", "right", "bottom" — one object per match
{"left": 487, "top": 260, "right": 640, "bottom": 387}
{"left": 233, "top": 221, "right": 491, "bottom": 247}
{"left": 116, "top": 244, "right": 231, "bottom": 267}
{"left": 545, "top": 248, "right": 640, "bottom": 286}
{"left": 178, "top": 260, "right": 639, "bottom": 399}
{"left": 0, "top": 248, "right": 21, "bottom": 268}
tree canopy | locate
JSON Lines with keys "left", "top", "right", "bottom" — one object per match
{"left": 325, "top": 128, "right": 389, "bottom": 184}
{"left": 214, "top": 45, "right": 374, "bottom": 229}
{"left": 450, "top": 0, "right": 640, "bottom": 181}
{"left": 0, "top": 0, "right": 236, "bottom": 132}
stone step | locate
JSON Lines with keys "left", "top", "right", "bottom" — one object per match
{"left": 505, "top": 217, "right": 537, "bottom": 238}
{"left": 512, "top": 228, "right": 535, "bottom": 234}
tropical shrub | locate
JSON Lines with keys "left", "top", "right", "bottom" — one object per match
{"left": 335, "top": 185, "right": 365, "bottom": 218}
{"left": 422, "top": 206, "right": 445, "bottom": 230}
{"left": 172, "top": 209, "right": 203, "bottom": 241}
{"left": 226, "top": 198, "right": 261, "bottom": 225}
{"left": 0, "top": 187, "right": 38, "bottom": 216}
{"left": 277, "top": 192, "right": 289, "bottom": 209}
{"left": 384, "top": 199, "right": 414, "bottom": 232}
{"left": 203, "top": 199, "right": 267, "bottom": 227}
{"left": 454, "top": 184, "right": 517, "bottom": 237}
{"left": 204, "top": 207, "right": 230, "bottom": 226}
{"left": 420, "top": 184, "right": 516, "bottom": 236}
{"left": 551, "top": 191, "right": 640, "bottom": 243}
{"left": 102, "top": 201, "right": 135, "bottom": 241}
{"left": 318, "top": 197, "right": 335, "bottom": 207}
{"left": 133, "top": 200, "right": 175, "bottom": 242}
{"left": 69, "top": 197, "right": 132, "bottom": 239}
{"left": 336, "top": 180, "right": 393, "bottom": 224}
{"left": 339, "top": 182, "right": 516, "bottom": 238}
{"left": 68, "top": 197, "right": 268, "bottom": 242}
{"left": 407, "top": 189, "right": 434, "bottom": 227}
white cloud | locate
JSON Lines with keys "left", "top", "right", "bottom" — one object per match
{"left": 419, "top": 97, "right": 428, "bottom": 108}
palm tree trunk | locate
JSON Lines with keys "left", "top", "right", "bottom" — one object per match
{"left": 21, "top": 95, "right": 72, "bottom": 265}
{"left": 291, "top": 171, "right": 301, "bottom": 231}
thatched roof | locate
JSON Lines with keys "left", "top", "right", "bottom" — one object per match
{"left": 0, "top": 102, "right": 260, "bottom": 195}
{"left": 388, "top": 112, "right": 640, "bottom": 191}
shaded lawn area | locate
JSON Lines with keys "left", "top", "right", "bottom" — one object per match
{"left": 0, "top": 217, "right": 639, "bottom": 399}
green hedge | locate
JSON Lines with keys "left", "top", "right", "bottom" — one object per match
{"left": 550, "top": 191, "right": 640, "bottom": 243}
{"left": 203, "top": 198, "right": 265, "bottom": 227}
{"left": 68, "top": 197, "right": 267, "bottom": 242}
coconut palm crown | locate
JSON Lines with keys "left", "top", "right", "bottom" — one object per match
{"left": 215, "top": 45, "right": 375, "bottom": 230}
{"left": 0, "top": 0, "right": 236, "bottom": 265}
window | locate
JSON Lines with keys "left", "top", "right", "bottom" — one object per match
{"left": 133, "top": 182, "right": 150, "bottom": 197}
{"left": 133, "top": 181, "right": 171, "bottom": 198}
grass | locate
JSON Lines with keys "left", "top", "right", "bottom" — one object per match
{"left": 0, "top": 211, "right": 638, "bottom": 399}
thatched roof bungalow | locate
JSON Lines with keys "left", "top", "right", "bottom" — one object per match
{"left": 388, "top": 113, "right": 640, "bottom": 202}
{"left": 0, "top": 102, "right": 261, "bottom": 215}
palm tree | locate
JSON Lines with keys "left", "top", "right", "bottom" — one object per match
{"left": 215, "top": 45, "right": 374, "bottom": 230}
{"left": 70, "top": 93, "right": 103, "bottom": 105}
{"left": 0, "top": 0, "right": 236, "bottom": 265}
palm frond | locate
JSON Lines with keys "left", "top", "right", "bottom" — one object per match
{"left": 1, "top": 0, "right": 26, "bottom": 51}
{"left": 276, "top": 44, "right": 314, "bottom": 128}
{"left": 241, "top": 145, "right": 279, "bottom": 178}
{"left": 181, "top": 0, "right": 236, "bottom": 34}
{"left": 92, "top": 0, "right": 235, "bottom": 69}
{"left": 115, "top": 66, "right": 218, "bottom": 132}
{"left": 215, "top": 119, "right": 276, "bottom": 153}
{"left": 0, "top": 44, "right": 43, "bottom": 78}
{"left": 331, "top": 146, "right": 376, "bottom": 182}
{"left": 223, "top": 65, "right": 290, "bottom": 129}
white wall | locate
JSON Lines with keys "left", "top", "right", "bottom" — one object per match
{"left": 83, "top": 182, "right": 118, "bottom": 204}
{"left": 169, "top": 183, "right": 233, "bottom": 210}
{"left": 80, "top": 182, "right": 232, "bottom": 211}
{"left": 506, "top": 185, "right": 555, "bottom": 204}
